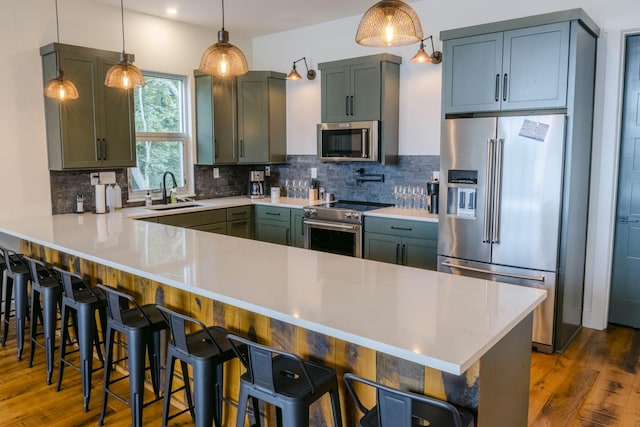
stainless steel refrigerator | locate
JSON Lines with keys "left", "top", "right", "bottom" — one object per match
{"left": 437, "top": 114, "right": 589, "bottom": 353}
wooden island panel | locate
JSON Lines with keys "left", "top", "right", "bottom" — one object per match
{"left": 22, "top": 240, "right": 481, "bottom": 426}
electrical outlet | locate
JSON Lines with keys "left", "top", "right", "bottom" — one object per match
{"left": 264, "top": 166, "right": 271, "bottom": 177}
{"left": 311, "top": 167, "right": 318, "bottom": 179}
{"left": 213, "top": 168, "right": 220, "bottom": 179}
{"left": 432, "top": 171, "right": 440, "bottom": 181}
{"left": 90, "top": 172, "right": 99, "bottom": 186}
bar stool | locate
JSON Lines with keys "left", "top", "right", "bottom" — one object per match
{"left": 97, "top": 284, "right": 168, "bottom": 427}
{"left": 24, "top": 256, "right": 62, "bottom": 384}
{"left": 1, "top": 248, "right": 32, "bottom": 360}
{"left": 343, "top": 373, "right": 475, "bottom": 427}
{"left": 54, "top": 267, "right": 107, "bottom": 412}
{"left": 156, "top": 306, "right": 258, "bottom": 427}
{"left": 227, "top": 334, "right": 343, "bottom": 427}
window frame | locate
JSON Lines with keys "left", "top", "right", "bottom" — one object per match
{"left": 127, "top": 71, "right": 193, "bottom": 201}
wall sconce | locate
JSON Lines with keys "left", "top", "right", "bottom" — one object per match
{"left": 411, "top": 35, "right": 442, "bottom": 64}
{"left": 286, "top": 57, "right": 316, "bottom": 80}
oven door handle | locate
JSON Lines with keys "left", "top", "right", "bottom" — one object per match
{"left": 304, "top": 220, "right": 359, "bottom": 231}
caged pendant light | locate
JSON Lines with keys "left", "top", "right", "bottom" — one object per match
{"left": 356, "top": 0, "right": 423, "bottom": 47}
{"left": 43, "top": 0, "right": 79, "bottom": 100}
{"left": 198, "top": 0, "right": 249, "bottom": 78}
{"left": 104, "top": 0, "right": 145, "bottom": 89}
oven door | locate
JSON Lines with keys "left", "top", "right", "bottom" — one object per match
{"left": 304, "top": 219, "right": 362, "bottom": 258}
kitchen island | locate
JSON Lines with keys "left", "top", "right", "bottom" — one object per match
{"left": 0, "top": 200, "right": 544, "bottom": 426}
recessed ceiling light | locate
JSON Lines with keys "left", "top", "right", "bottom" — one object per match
{"left": 166, "top": 7, "right": 177, "bottom": 16}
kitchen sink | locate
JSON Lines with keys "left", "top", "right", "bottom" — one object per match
{"left": 145, "top": 201, "right": 202, "bottom": 211}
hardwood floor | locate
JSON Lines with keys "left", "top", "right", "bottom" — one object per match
{"left": 1, "top": 324, "right": 639, "bottom": 426}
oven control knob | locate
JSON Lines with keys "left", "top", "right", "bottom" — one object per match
{"left": 303, "top": 208, "right": 317, "bottom": 217}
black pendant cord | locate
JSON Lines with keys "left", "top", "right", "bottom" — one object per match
{"left": 120, "top": 0, "right": 126, "bottom": 53}
{"left": 221, "top": 0, "right": 225, "bottom": 31}
{"left": 55, "top": 0, "right": 60, "bottom": 44}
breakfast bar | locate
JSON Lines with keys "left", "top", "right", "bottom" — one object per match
{"left": 0, "top": 201, "right": 545, "bottom": 426}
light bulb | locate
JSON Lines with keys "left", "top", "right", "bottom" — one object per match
{"left": 219, "top": 53, "right": 229, "bottom": 76}
{"left": 122, "top": 70, "right": 130, "bottom": 88}
{"left": 58, "top": 84, "right": 66, "bottom": 100}
{"left": 384, "top": 16, "right": 395, "bottom": 45}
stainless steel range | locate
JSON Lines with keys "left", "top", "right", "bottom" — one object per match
{"left": 303, "top": 200, "right": 393, "bottom": 257}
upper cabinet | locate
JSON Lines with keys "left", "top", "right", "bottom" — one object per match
{"left": 195, "top": 72, "right": 237, "bottom": 165}
{"left": 441, "top": 9, "right": 600, "bottom": 116}
{"left": 319, "top": 54, "right": 401, "bottom": 123}
{"left": 237, "top": 71, "right": 287, "bottom": 164}
{"left": 319, "top": 54, "right": 401, "bottom": 164}
{"left": 443, "top": 22, "right": 570, "bottom": 114}
{"left": 40, "top": 43, "right": 136, "bottom": 170}
{"left": 195, "top": 70, "right": 286, "bottom": 165}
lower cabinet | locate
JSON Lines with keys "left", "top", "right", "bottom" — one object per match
{"left": 364, "top": 217, "right": 438, "bottom": 270}
{"left": 255, "top": 205, "right": 291, "bottom": 245}
{"left": 254, "top": 205, "right": 305, "bottom": 247}
{"left": 145, "top": 205, "right": 254, "bottom": 238}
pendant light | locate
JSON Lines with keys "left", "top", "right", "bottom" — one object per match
{"left": 198, "top": 0, "right": 249, "bottom": 78}
{"left": 43, "top": 0, "right": 79, "bottom": 100}
{"left": 411, "top": 36, "right": 442, "bottom": 64}
{"left": 356, "top": 0, "right": 423, "bottom": 47}
{"left": 104, "top": 0, "right": 145, "bottom": 89}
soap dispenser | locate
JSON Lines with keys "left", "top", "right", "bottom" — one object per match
{"left": 170, "top": 188, "right": 177, "bottom": 204}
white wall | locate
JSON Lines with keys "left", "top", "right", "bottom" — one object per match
{"left": 3, "top": 0, "right": 640, "bottom": 329}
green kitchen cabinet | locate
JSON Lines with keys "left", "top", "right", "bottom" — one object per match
{"left": 194, "top": 71, "right": 237, "bottom": 165}
{"left": 254, "top": 205, "right": 294, "bottom": 246}
{"left": 364, "top": 217, "right": 438, "bottom": 270}
{"left": 237, "top": 71, "right": 287, "bottom": 164}
{"left": 319, "top": 54, "right": 401, "bottom": 123}
{"left": 156, "top": 209, "right": 227, "bottom": 229}
{"left": 318, "top": 54, "right": 400, "bottom": 164}
{"left": 227, "top": 206, "right": 253, "bottom": 239}
{"left": 40, "top": 43, "right": 136, "bottom": 170}
{"left": 291, "top": 209, "right": 305, "bottom": 248}
{"left": 442, "top": 22, "right": 570, "bottom": 114}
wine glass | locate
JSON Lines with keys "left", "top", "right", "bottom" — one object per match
{"left": 284, "top": 179, "right": 291, "bottom": 198}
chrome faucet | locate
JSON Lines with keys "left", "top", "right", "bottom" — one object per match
{"left": 162, "top": 171, "right": 177, "bottom": 205}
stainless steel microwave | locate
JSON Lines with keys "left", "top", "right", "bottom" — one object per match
{"left": 317, "top": 121, "right": 379, "bottom": 162}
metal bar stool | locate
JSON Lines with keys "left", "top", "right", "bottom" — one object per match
{"left": 156, "top": 305, "right": 259, "bottom": 427}
{"left": 97, "top": 284, "right": 168, "bottom": 427}
{"left": 227, "top": 334, "right": 343, "bottom": 427}
{"left": 1, "top": 248, "right": 32, "bottom": 360}
{"left": 343, "top": 373, "right": 475, "bottom": 427}
{"left": 24, "top": 256, "right": 62, "bottom": 384}
{"left": 54, "top": 266, "right": 107, "bottom": 412}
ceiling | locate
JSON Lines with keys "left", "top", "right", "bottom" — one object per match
{"left": 92, "top": 0, "right": 408, "bottom": 39}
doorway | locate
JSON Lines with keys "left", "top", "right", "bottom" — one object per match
{"left": 609, "top": 34, "right": 640, "bottom": 327}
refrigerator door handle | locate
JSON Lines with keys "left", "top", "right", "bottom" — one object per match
{"left": 441, "top": 261, "right": 546, "bottom": 282}
{"left": 492, "top": 138, "right": 504, "bottom": 243}
{"left": 483, "top": 138, "right": 495, "bottom": 243}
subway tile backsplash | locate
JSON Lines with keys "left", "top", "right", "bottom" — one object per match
{"left": 49, "top": 156, "right": 439, "bottom": 214}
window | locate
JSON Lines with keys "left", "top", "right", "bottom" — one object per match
{"left": 128, "top": 73, "right": 190, "bottom": 199}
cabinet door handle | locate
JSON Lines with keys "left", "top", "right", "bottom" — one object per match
{"left": 495, "top": 74, "right": 500, "bottom": 102}
{"left": 401, "top": 244, "right": 406, "bottom": 265}
{"left": 96, "top": 138, "right": 101, "bottom": 160}
{"left": 240, "top": 140, "right": 244, "bottom": 157}
{"left": 231, "top": 211, "right": 245, "bottom": 216}
{"left": 390, "top": 226, "right": 412, "bottom": 231}
{"left": 395, "top": 243, "right": 400, "bottom": 264}
{"left": 266, "top": 212, "right": 281, "bottom": 216}
{"left": 301, "top": 216, "right": 305, "bottom": 236}
{"left": 231, "top": 220, "right": 247, "bottom": 227}
{"left": 502, "top": 73, "right": 508, "bottom": 102}
{"left": 214, "top": 139, "right": 218, "bottom": 158}
{"left": 345, "top": 96, "right": 350, "bottom": 116}
{"left": 102, "top": 138, "right": 107, "bottom": 160}
{"left": 350, "top": 95, "right": 354, "bottom": 116}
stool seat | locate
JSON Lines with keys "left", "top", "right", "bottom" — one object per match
{"left": 97, "top": 284, "right": 168, "bottom": 427}
{"left": 156, "top": 305, "right": 252, "bottom": 427}
{"left": 54, "top": 267, "right": 107, "bottom": 412}
{"left": 228, "top": 334, "right": 343, "bottom": 427}
{"left": 344, "top": 373, "right": 475, "bottom": 427}
{"left": 1, "top": 248, "right": 32, "bottom": 360}
{"left": 24, "top": 256, "right": 63, "bottom": 385}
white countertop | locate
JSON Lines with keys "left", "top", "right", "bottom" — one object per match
{"left": 0, "top": 201, "right": 544, "bottom": 375}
